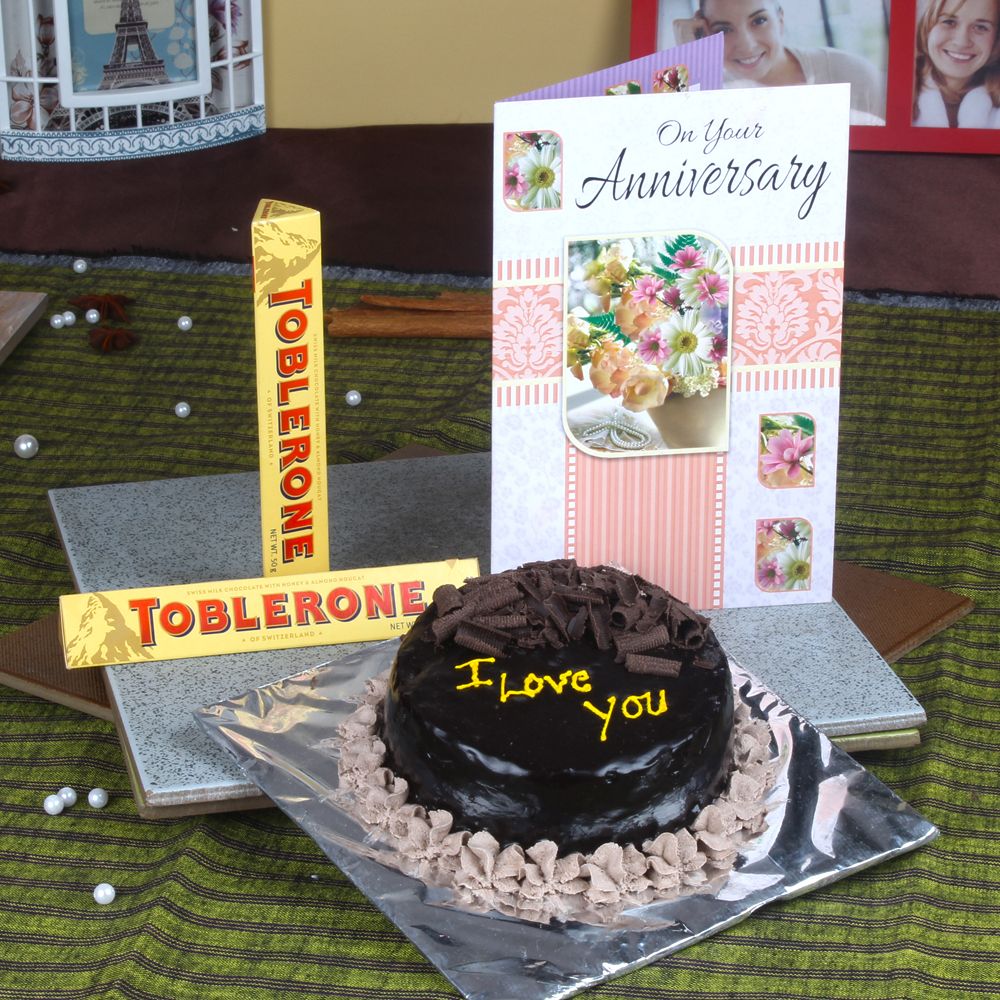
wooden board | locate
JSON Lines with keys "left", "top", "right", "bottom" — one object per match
{"left": 0, "top": 613, "right": 112, "bottom": 720}
{"left": 0, "top": 290, "right": 47, "bottom": 365}
{"left": 832, "top": 559, "right": 974, "bottom": 664}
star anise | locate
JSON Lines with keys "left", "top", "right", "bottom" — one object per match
{"left": 70, "top": 293, "right": 134, "bottom": 322}
{"left": 88, "top": 326, "right": 137, "bottom": 352}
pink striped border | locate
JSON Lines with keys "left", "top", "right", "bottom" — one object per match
{"left": 495, "top": 243, "right": 841, "bottom": 284}
{"left": 495, "top": 256, "right": 562, "bottom": 283}
{"left": 494, "top": 381, "right": 561, "bottom": 408}
{"left": 730, "top": 241, "right": 843, "bottom": 268}
{"left": 565, "top": 445, "right": 578, "bottom": 560}
{"left": 732, "top": 366, "right": 841, "bottom": 393}
{"left": 565, "top": 446, "right": 723, "bottom": 609}
{"left": 711, "top": 452, "right": 726, "bottom": 609}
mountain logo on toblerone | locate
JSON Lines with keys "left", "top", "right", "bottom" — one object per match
{"left": 251, "top": 200, "right": 321, "bottom": 308}
{"left": 65, "top": 593, "right": 153, "bottom": 668}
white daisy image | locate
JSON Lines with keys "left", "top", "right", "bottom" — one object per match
{"left": 517, "top": 139, "right": 561, "bottom": 210}
{"left": 660, "top": 310, "right": 715, "bottom": 378}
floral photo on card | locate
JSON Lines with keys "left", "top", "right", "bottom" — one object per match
{"left": 759, "top": 413, "right": 815, "bottom": 488}
{"left": 605, "top": 80, "right": 642, "bottom": 95}
{"left": 755, "top": 518, "right": 812, "bottom": 592}
{"left": 653, "top": 64, "right": 689, "bottom": 93}
{"left": 502, "top": 131, "right": 562, "bottom": 211}
{"left": 563, "top": 232, "right": 731, "bottom": 455}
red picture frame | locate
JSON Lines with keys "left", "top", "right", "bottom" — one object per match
{"left": 630, "top": 0, "right": 1000, "bottom": 153}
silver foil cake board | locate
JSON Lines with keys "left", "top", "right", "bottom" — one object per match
{"left": 48, "top": 453, "right": 925, "bottom": 816}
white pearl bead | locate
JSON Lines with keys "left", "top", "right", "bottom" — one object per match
{"left": 345, "top": 390, "right": 362, "bottom": 407}
{"left": 93, "top": 883, "right": 116, "bottom": 905}
{"left": 13, "top": 434, "right": 39, "bottom": 459}
{"left": 88, "top": 787, "right": 109, "bottom": 809}
{"left": 62, "top": 310, "right": 77, "bottom": 326}
{"left": 49, "top": 313, "right": 65, "bottom": 329}
{"left": 174, "top": 401, "right": 191, "bottom": 419}
{"left": 43, "top": 794, "right": 64, "bottom": 816}
{"left": 72, "top": 258, "right": 88, "bottom": 274}
{"left": 177, "top": 315, "right": 193, "bottom": 332}
{"left": 85, "top": 309, "right": 101, "bottom": 324}
{"left": 58, "top": 786, "right": 78, "bottom": 807}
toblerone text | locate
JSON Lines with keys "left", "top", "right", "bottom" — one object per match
{"left": 59, "top": 558, "right": 479, "bottom": 669}
{"left": 252, "top": 198, "right": 329, "bottom": 577}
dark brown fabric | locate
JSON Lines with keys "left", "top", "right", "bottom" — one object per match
{"left": 1, "top": 128, "right": 999, "bottom": 295}
{"left": 0, "top": 126, "right": 493, "bottom": 275}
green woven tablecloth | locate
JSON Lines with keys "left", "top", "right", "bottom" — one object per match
{"left": 0, "top": 259, "right": 996, "bottom": 999}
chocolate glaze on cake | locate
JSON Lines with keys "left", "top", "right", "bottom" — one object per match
{"left": 381, "top": 560, "right": 734, "bottom": 855}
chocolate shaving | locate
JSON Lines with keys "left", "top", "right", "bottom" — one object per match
{"left": 543, "top": 595, "right": 573, "bottom": 640}
{"left": 589, "top": 603, "right": 613, "bottom": 651}
{"left": 433, "top": 584, "right": 464, "bottom": 616}
{"left": 635, "top": 592, "right": 671, "bottom": 632}
{"left": 540, "top": 624, "right": 566, "bottom": 649}
{"left": 478, "top": 614, "right": 528, "bottom": 630}
{"left": 625, "top": 653, "right": 682, "bottom": 678}
{"left": 693, "top": 656, "right": 718, "bottom": 670}
{"left": 550, "top": 583, "right": 602, "bottom": 605}
{"left": 566, "top": 604, "right": 589, "bottom": 641}
{"left": 610, "top": 603, "right": 643, "bottom": 629}
{"left": 666, "top": 602, "right": 707, "bottom": 649}
{"left": 672, "top": 616, "right": 707, "bottom": 649}
{"left": 431, "top": 609, "right": 464, "bottom": 644}
{"left": 471, "top": 579, "right": 523, "bottom": 615}
{"left": 454, "top": 621, "right": 508, "bottom": 657}
{"left": 613, "top": 623, "right": 672, "bottom": 655}
{"left": 614, "top": 574, "right": 641, "bottom": 606}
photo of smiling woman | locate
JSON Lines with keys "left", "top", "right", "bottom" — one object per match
{"left": 913, "top": 0, "right": 1000, "bottom": 126}
{"left": 671, "top": 0, "right": 886, "bottom": 122}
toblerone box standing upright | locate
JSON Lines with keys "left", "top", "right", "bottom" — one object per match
{"left": 252, "top": 199, "right": 329, "bottom": 577}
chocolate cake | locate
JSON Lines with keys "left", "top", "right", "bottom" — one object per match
{"left": 380, "top": 560, "right": 734, "bottom": 854}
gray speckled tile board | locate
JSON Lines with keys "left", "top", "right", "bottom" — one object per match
{"left": 49, "top": 452, "right": 924, "bottom": 811}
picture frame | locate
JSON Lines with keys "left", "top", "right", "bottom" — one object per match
{"left": 0, "top": 0, "right": 265, "bottom": 161}
{"left": 52, "top": 0, "right": 210, "bottom": 109}
{"left": 630, "top": 0, "right": 1000, "bottom": 153}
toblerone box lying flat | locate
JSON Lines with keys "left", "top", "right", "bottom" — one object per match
{"left": 59, "top": 558, "right": 479, "bottom": 669}
{"left": 252, "top": 198, "right": 329, "bottom": 577}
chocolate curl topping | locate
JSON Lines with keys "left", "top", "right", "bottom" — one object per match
{"left": 666, "top": 601, "right": 708, "bottom": 649}
{"left": 566, "top": 604, "right": 589, "bottom": 641}
{"left": 670, "top": 614, "right": 707, "bottom": 649}
{"left": 625, "top": 653, "right": 682, "bottom": 678}
{"left": 432, "top": 583, "right": 464, "bottom": 616}
{"left": 542, "top": 595, "right": 573, "bottom": 641}
{"left": 471, "top": 579, "right": 523, "bottom": 615}
{"left": 540, "top": 624, "right": 566, "bottom": 649}
{"left": 589, "top": 602, "right": 613, "bottom": 651}
{"left": 610, "top": 602, "right": 643, "bottom": 630}
{"left": 636, "top": 592, "right": 671, "bottom": 632}
{"left": 431, "top": 609, "right": 464, "bottom": 644}
{"left": 550, "top": 583, "right": 603, "bottom": 605}
{"left": 454, "top": 621, "right": 508, "bottom": 658}
{"left": 614, "top": 573, "right": 641, "bottom": 607}
{"left": 613, "top": 623, "right": 672, "bottom": 655}
{"left": 422, "top": 561, "right": 716, "bottom": 678}
{"left": 478, "top": 614, "right": 529, "bottom": 630}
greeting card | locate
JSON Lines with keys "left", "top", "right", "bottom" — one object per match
{"left": 492, "top": 49, "right": 850, "bottom": 609}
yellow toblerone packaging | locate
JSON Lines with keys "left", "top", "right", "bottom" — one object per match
{"left": 251, "top": 198, "right": 329, "bottom": 577}
{"left": 59, "top": 558, "right": 480, "bottom": 669}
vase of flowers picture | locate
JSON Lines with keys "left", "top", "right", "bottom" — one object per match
{"left": 565, "top": 233, "right": 731, "bottom": 453}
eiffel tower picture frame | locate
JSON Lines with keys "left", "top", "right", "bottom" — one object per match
{"left": 52, "top": 0, "right": 210, "bottom": 109}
